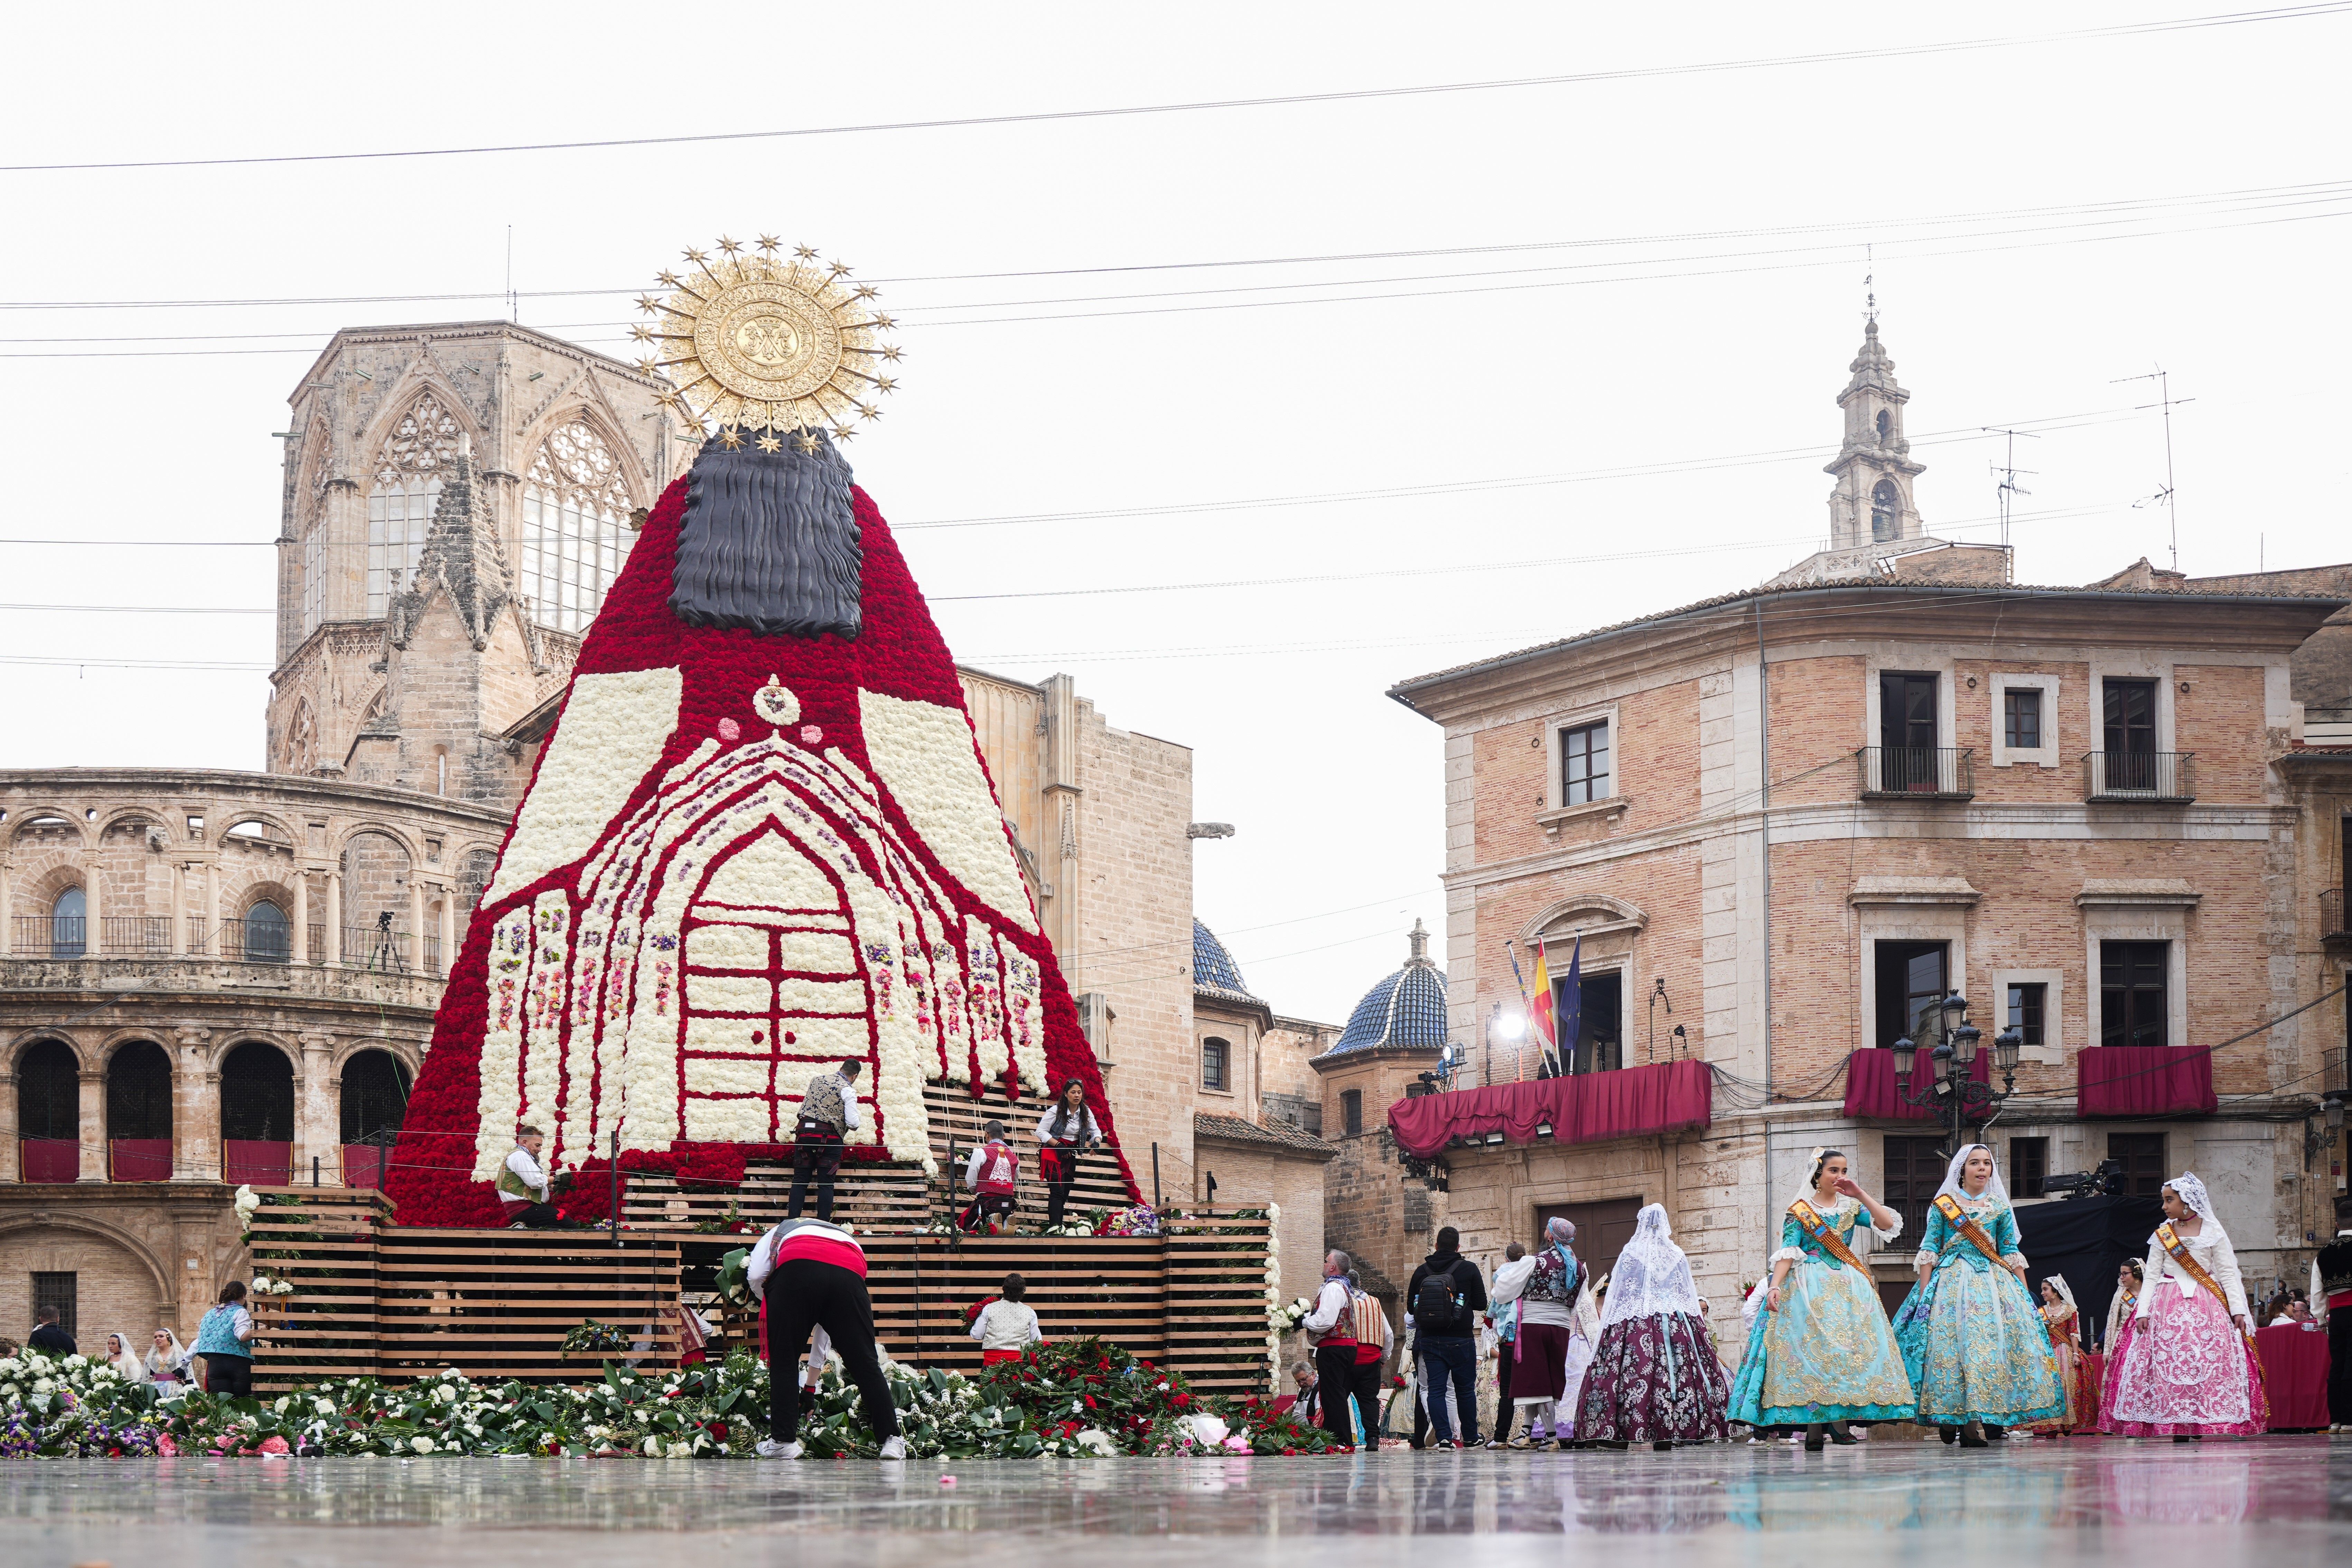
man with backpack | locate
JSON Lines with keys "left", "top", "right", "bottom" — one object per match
{"left": 1405, "top": 1226, "right": 1490, "bottom": 1448}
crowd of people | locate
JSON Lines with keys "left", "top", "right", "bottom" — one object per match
{"left": 14, "top": 1282, "right": 253, "bottom": 1396}
{"left": 1288, "top": 1150, "right": 2348, "bottom": 1451}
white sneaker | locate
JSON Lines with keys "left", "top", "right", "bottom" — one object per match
{"left": 755, "top": 1439, "right": 803, "bottom": 1459}
{"left": 878, "top": 1436, "right": 907, "bottom": 1460}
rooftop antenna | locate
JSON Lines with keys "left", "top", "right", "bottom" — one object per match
{"left": 1863, "top": 243, "right": 1877, "bottom": 327}
{"left": 2111, "top": 366, "right": 2194, "bottom": 572}
{"left": 1981, "top": 426, "right": 2040, "bottom": 550}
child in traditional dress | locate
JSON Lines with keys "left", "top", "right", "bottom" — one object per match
{"left": 1893, "top": 1142, "right": 2062, "bottom": 1448}
{"left": 2101, "top": 1173, "right": 2267, "bottom": 1440}
{"left": 969, "top": 1272, "right": 1042, "bottom": 1365}
{"left": 1730, "top": 1147, "right": 1915, "bottom": 1449}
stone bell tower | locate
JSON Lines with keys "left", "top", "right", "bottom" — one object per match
{"left": 1824, "top": 316, "right": 1928, "bottom": 551}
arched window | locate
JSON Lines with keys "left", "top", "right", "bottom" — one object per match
{"left": 221, "top": 1041, "right": 295, "bottom": 1185}
{"left": 520, "top": 419, "right": 636, "bottom": 633}
{"left": 1201, "top": 1036, "right": 1231, "bottom": 1092}
{"left": 1875, "top": 409, "right": 1892, "bottom": 443}
{"left": 340, "top": 1049, "right": 412, "bottom": 1146}
{"left": 107, "top": 1040, "right": 174, "bottom": 1180}
{"left": 51, "top": 886, "right": 86, "bottom": 959}
{"left": 367, "top": 393, "right": 460, "bottom": 616}
{"left": 245, "top": 900, "right": 291, "bottom": 964}
{"left": 1870, "top": 479, "right": 1902, "bottom": 542}
{"left": 16, "top": 1038, "right": 80, "bottom": 1182}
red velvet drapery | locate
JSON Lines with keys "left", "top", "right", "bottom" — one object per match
{"left": 1385, "top": 1060, "right": 1711, "bottom": 1159}
{"left": 2076, "top": 1046, "right": 2216, "bottom": 1117}
{"left": 1841, "top": 1047, "right": 1991, "bottom": 1121}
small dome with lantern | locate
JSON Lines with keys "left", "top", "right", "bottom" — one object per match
{"left": 1325, "top": 919, "right": 1449, "bottom": 1054}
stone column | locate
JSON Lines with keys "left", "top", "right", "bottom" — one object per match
{"left": 78, "top": 1066, "right": 107, "bottom": 1182}
{"left": 408, "top": 880, "right": 425, "bottom": 974}
{"left": 295, "top": 1031, "right": 337, "bottom": 1186}
{"left": 169, "top": 862, "right": 187, "bottom": 955}
{"left": 0, "top": 857, "right": 12, "bottom": 955}
{"left": 0, "top": 1073, "right": 18, "bottom": 1180}
{"left": 325, "top": 871, "right": 343, "bottom": 965}
{"left": 438, "top": 881, "right": 456, "bottom": 979}
{"left": 204, "top": 863, "right": 221, "bottom": 955}
{"left": 291, "top": 870, "right": 310, "bottom": 965}
{"left": 172, "top": 1026, "right": 216, "bottom": 1183}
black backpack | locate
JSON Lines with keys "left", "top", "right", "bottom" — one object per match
{"left": 1416, "top": 1268, "right": 1462, "bottom": 1332}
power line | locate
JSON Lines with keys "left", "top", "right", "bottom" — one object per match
{"left": 0, "top": 601, "right": 272, "bottom": 615}
{"left": 2, "top": 176, "right": 2345, "bottom": 315}
{"left": 7, "top": 6, "right": 2343, "bottom": 174}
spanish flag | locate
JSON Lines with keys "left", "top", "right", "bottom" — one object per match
{"left": 1529, "top": 939, "right": 1557, "bottom": 1068}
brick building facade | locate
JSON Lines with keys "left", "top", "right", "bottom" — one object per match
{"left": 1378, "top": 325, "right": 2352, "bottom": 1350}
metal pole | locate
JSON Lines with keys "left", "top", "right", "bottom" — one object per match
{"left": 378, "top": 1140, "right": 387, "bottom": 1193}
{"left": 610, "top": 1128, "right": 620, "bottom": 1247}
{"left": 312, "top": 1155, "right": 320, "bottom": 1187}
{"left": 1152, "top": 1142, "right": 1161, "bottom": 1210}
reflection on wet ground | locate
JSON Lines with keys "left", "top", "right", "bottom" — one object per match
{"left": 2, "top": 1440, "right": 2346, "bottom": 1567}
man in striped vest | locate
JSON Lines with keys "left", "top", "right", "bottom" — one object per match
{"left": 747, "top": 1216, "right": 904, "bottom": 1459}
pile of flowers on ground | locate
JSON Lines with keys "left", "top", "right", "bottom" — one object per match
{"left": 0, "top": 1336, "right": 1341, "bottom": 1460}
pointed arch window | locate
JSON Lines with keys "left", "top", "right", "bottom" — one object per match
{"left": 521, "top": 418, "right": 636, "bottom": 633}
{"left": 367, "top": 393, "right": 460, "bottom": 616}
{"left": 1870, "top": 478, "right": 1901, "bottom": 542}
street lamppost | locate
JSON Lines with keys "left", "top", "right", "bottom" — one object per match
{"left": 1891, "top": 991, "right": 2024, "bottom": 1159}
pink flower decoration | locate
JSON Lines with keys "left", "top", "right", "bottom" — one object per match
{"left": 800, "top": 724, "right": 823, "bottom": 745}
{"left": 258, "top": 1435, "right": 291, "bottom": 1455}
{"left": 156, "top": 1432, "right": 178, "bottom": 1456}
{"left": 718, "top": 717, "right": 741, "bottom": 741}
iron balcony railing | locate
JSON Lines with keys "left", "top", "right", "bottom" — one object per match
{"left": 2083, "top": 751, "right": 2195, "bottom": 802}
{"left": 1857, "top": 746, "right": 1975, "bottom": 800}
{"left": 102, "top": 916, "right": 170, "bottom": 955}
{"left": 2323, "top": 888, "right": 2348, "bottom": 943}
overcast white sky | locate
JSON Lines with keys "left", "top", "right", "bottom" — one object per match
{"left": 3, "top": 3, "right": 2347, "bottom": 1024}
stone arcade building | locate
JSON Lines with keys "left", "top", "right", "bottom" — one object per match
{"left": 4, "top": 320, "right": 1337, "bottom": 1344}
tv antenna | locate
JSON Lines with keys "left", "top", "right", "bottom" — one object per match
{"left": 1982, "top": 427, "right": 2040, "bottom": 551}
{"left": 2111, "top": 366, "right": 2194, "bottom": 572}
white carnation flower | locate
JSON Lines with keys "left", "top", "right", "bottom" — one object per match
{"left": 412, "top": 1436, "right": 435, "bottom": 1454}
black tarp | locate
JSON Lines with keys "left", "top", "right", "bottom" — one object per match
{"left": 2014, "top": 1193, "right": 2165, "bottom": 1349}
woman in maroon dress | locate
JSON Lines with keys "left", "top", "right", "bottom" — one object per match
{"left": 1575, "top": 1203, "right": 1731, "bottom": 1448}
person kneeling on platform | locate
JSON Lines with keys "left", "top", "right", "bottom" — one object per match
{"left": 969, "top": 1273, "right": 1043, "bottom": 1365}
{"left": 960, "top": 1121, "right": 1020, "bottom": 1233}
{"left": 748, "top": 1215, "right": 905, "bottom": 1460}
{"left": 498, "top": 1126, "right": 571, "bottom": 1228}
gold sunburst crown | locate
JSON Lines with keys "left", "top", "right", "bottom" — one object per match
{"left": 636, "top": 236, "right": 902, "bottom": 442}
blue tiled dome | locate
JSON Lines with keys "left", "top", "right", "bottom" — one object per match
{"left": 1328, "top": 920, "right": 1449, "bottom": 1053}
{"left": 1192, "top": 918, "right": 1260, "bottom": 1002}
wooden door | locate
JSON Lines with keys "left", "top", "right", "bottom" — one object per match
{"left": 1535, "top": 1196, "right": 1643, "bottom": 1287}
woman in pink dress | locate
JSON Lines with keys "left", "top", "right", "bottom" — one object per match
{"left": 2100, "top": 1174, "right": 2267, "bottom": 1440}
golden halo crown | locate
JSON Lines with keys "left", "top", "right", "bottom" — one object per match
{"left": 634, "top": 234, "right": 901, "bottom": 446}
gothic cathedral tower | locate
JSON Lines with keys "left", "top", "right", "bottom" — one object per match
{"left": 266, "top": 325, "right": 683, "bottom": 814}
{"left": 1823, "top": 318, "right": 1927, "bottom": 551}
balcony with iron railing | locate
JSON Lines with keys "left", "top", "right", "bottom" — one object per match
{"left": 1856, "top": 747, "right": 1975, "bottom": 801}
{"left": 2324, "top": 888, "right": 2348, "bottom": 944}
{"left": 2083, "top": 751, "right": 2195, "bottom": 803}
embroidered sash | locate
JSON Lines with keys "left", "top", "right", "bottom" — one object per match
{"left": 1932, "top": 1193, "right": 2009, "bottom": 1268}
{"left": 1789, "top": 1199, "right": 1870, "bottom": 1271}
{"left": 2154, "top": 1221, "right": 2252, "bottom": 1342}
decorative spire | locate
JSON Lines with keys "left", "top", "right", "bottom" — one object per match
{"left": 393, "top": 431, "right": 516, "bottom": 652}
{"left": 1406, "top": 917, "right": 1433, "bottom": 968}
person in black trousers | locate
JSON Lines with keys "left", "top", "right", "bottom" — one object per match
{"left": 2316, "top": 1194, "right": 2352, "bottom": 1432}
{"left": 748, "top": 1217, "right": 905, "bottom": 1459}
{"left": 788, "top": 1059, "right": 864, "bottom": 1222}
{"left": 1406, "top": 1226, "right": 1490, "bottom": 1447}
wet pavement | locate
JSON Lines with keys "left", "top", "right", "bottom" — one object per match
{"left": 2, "top": 1438, "right": 2346, "bottom": 1568}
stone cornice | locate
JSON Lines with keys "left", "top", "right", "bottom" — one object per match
{"left": 0, "top": 767, "right": 510, "bottom": 829}
{"left": 1441, "top": 799, "right": 2297, "bottom": 891}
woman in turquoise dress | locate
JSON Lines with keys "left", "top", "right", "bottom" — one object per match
{"left": 1893, "top": 1142, "right": 2063, "bottom": 1447}
{"left": 1729, "top": 1147, "right": 1915, "bottom": 1449}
